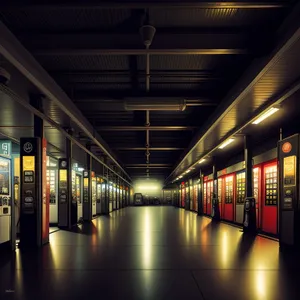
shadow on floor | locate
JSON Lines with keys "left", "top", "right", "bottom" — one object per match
{"left": 70, "top": 222, "right": 98, "bottom": 236}
{"left": 236, "top": 232, "right": 256, "bottom": 260}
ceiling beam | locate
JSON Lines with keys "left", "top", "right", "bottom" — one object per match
{"left": 1, "top": 2, "right": 287, "bottom": 9}
{"left": 96, "top": 126, "right": 197, "bottom": 131}
{"left": 34, "top": 48, "right": 248, "bottom": 56}
{"left": 125, "top": 164, "right": 172, "bottom": 166}
{"left": 51, "top": 70, "right": 214, "bottom": 77}
{"left": 113, "top": 147, "right": 184, "bottom": 151}
{"left": 126, "top": 166, "right": 173, "bottom": 169}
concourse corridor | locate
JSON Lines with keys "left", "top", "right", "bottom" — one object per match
{"left": 1, "top": 207, "right": 300, "bottom": 300}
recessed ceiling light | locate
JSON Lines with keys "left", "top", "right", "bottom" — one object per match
{"left": 252, "top": 107, "right": 279, "bottom": 125}
{"left": 218, "top": 138, "right": 234, "bottom": 149}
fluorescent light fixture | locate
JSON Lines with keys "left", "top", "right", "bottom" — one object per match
{"left": 179, "top": 175, "right": 183, "bottom": 179}
{"left": 77, "top": 167, "right": 84, "bottom": 172}
{"left": 185, "top": 169, "right": 191, "bottom": 174}
{"left": 198, "top": 158, "right": 206, "bottom": 164}
{"left": 218, "top": 138, "right": 234, "bottom": 149}
{"left": 252, "top": 107, "right": 279, "bottom": 125}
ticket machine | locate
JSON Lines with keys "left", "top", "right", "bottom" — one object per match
{"left": 83, "top": 170, "right": 92, "bottom": 221}
{"left": 278, "top": 134, "right": 300, "bottom": 249}
{"left": 58, "top": 158, "right": 77, "bottom": 228}
{"left": 19, "top": 137, "right": 49, "bottom": 247}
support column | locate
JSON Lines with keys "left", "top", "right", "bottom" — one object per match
{"left": 66, "top": 131, "right": 77, "bottom": 228}
{"left": 83, "top": 144, "right": 92, "bottom": 222}
{"left": 243, "top": 135, "right": 256, "bottom": 233}
{"left": 198, "top": 170, "right": 203, "bottom": 215}
{"left": 245, "top": 136, "right": 253, "bottom": 198}
{"left": 212, "top": 162, "right": 220, "bottom": 220}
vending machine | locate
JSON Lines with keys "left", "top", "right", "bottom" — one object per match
{"left": 109, "top": 183, "right": 113, "bottom": 212}
{"left": 235, "top": 171, "right": 246, "bottom": 224}
{"left": 96, "top": 177, "right": 102, "bottom": 215}
{"left": 223, "top": 174, "right": 234, "bottom": 222}
{"left": 206, "top": 180, "right": 213, "bottom": 216}
{"left": 0, "top": 155, "right": 11, "bottom": 246}
{"left": 91, "top": 172, "right": 97, "bottom": 216}
{"left": 261, "top": 160, "right": 278, "bottom": 235}
{"left": 218, "top": 178, "right": 223, "bottom": 218}
{"left": 46, "top": 156, "right": 58, "bottom": 225}
{"left": 76, "top": 174, "right": 82, "bottom": 221}
{"left": 203, "top": 179, "right": 207, "bottom": 214}
{"left": 101, "top": 180, "right": 107, "bottom": 213}
{"left": 253, "top": 166, "right": 261, "bottom": 229}
{"left": 116, "top": 186, "right": 119, "bottom": 208}
{"left": 180, "top": 182, "right": 185, "bottom": 208}
{"left": 185, "top": 182, "right": 190, "bottom": 210}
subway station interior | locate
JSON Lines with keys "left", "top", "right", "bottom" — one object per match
{"left": 1, "top": 1, "right": 300, "bottom": 299}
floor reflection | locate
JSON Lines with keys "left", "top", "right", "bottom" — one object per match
{"left": 1, "top": 207, "right": 300, "bottom": 300}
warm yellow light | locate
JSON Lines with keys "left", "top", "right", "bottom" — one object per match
{"left": 136, "top": 185, "right": 158, "bottom": 190}
{"left": 198, "top": 158, "right": 206, "bottom": 164}
{"left": 252, "top": 107, "right": 279, "bottom": 125}
{"left": 218, "top": 138, "right": 234, "bottom": 149}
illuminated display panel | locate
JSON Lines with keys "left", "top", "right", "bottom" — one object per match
{"left": 236, "top": 172, "right": 246, "bottom": 204}
{"left": 265, "top": 165, "right": 278, "bottom": 206}
{"left": 0, "top": 158, "right": 10, "bottom": 195}
{"left": 225, "top": 176, "right": 233, "bottom": 204}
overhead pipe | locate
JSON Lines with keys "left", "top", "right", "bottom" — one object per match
{"left": 140, "top": 22, "right": 156, "bottom": 175}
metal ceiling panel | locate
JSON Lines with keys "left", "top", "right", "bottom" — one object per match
{"left": 169, "top": 23, "right": 300, "bottom": 180}
{"left": 0, "top": 8, "right": 131, "bottom": 31}
{"left": 36, "top": 55, "right": 129, "bottom": 71}
{"left": 150, "top": 7, "right": 288, "bottom": 28}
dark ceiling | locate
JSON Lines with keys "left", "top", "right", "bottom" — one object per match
{"left": 0, "top": 0, "right": 297, "bottom": 181}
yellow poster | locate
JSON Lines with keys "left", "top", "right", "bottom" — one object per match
{"left": 60, "top": 170, "right": 67, "bottom": 182}
{"left": 23, "top": 156, "right": 35, "bottom": 171}
{"left": 284, "top": 156, "right": 296, "bottom": 186}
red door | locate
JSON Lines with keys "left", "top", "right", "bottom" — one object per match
{"left": 203, "top": 181, "right": 207, "bottom": 214}
{"left": 223, "top": 174, "right": 235, "bottom": 222}
{"left": 207, "top": 180, "right": 213, "bottom": 215}
{"left": 218, "top": 178, "right": 224, "bottom": 218}
{"left": 261, "top": 160, "right": 278, "bottom": 235}
{"left": 181, "top": 184, "right": 186, "bottom": 207}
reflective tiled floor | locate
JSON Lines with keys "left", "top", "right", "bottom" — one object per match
{"left": 1, "top": 207, "right": 300, "bottom": 299}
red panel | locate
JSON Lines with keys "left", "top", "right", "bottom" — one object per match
{"left": 218, "top": 178, "right": 224, "bottom": 218}
{"left": 181, "top": 187, "right": 186, "bottom": 208}
{"left": 223, "top": 174, "right": 235, "bottom": 222}
{"left": 261, "top": 160, "right": 278, "bottom": 235}
{"left": 203, "top": 182, "right": 207, "bottom": 214}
